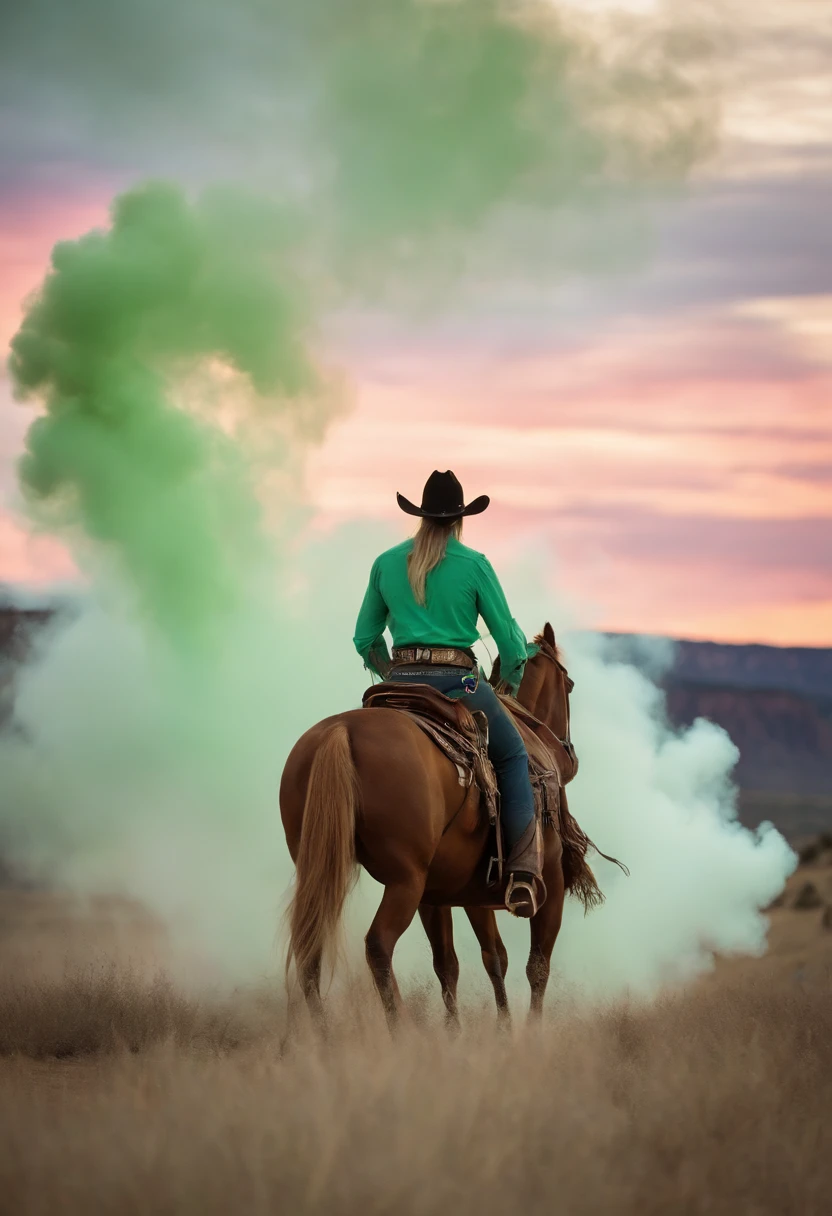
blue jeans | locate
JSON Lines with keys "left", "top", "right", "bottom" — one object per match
{"left": 388, "top": 667, "right": 535, "bottom": 850}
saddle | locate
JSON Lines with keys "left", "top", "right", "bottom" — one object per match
{"left": 361, "top": 681, "right": 575, "bottom": 891}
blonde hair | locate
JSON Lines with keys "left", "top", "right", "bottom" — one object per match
{"left": 407, "top": 517, "right": 462, "bottom": 605}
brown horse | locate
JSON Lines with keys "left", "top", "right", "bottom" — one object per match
{"left": 280, "top": 623, "right": 592, "bottom": 1028}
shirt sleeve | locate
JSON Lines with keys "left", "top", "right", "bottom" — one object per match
{"left": 475, "top": 556, "right": 528, "bottom": 695}
{"left": 353, "top": 558, "right": 392, "bottom": 678}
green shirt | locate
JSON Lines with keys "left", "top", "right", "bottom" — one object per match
{"left": 353, "top": 536, "right": 529, "bottom": 694}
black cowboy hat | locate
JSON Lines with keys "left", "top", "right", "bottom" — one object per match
{"left": 396, "top": 470, "right": 490, "bottom": 519}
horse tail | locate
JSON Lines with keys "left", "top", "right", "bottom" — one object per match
{"left": 285, "top": 721, "right": 359, "bottom": 985}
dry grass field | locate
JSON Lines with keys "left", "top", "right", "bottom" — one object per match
{"left": 1, "top": 852, "right": 831, "bottom": 1216}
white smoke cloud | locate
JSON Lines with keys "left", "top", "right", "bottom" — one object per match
{"left": 527, "top": 631, "right": 794, "bottom": 996}
{"left": 0, "top": 521, "right": 796, "bottom": 999}
{"left": 0, "top": 0, "right": 795, "bottom": 1004}
{"left": 0, "top": 523, "right": 381, "bottom": 982}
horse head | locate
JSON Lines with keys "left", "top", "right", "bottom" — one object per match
{"left": 489, "top": 621, "right": 575, "bottom": 752}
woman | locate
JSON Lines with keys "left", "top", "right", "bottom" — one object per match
{"left": 353, "top": 469, "right": 541, "bottom": 916}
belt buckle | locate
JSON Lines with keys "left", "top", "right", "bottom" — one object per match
{"left": 416, "top": 646, "right": 431, "bottom": 662}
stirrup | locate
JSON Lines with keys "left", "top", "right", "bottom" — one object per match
{"left": 505, "top": 873, "right": 544, "bottom": 918}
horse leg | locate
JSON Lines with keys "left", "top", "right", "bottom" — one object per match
{"left": 365, "top": 876, "right": 426, "bottom": 1031}
{"left": 465, "top": 907, "right": 511, "bottom": 1026}
{"left": 418, "top": 905, "right": 461, "bottom": 1030}
{"left": 526, "top": 858, "right": 565, "bottom": 1020}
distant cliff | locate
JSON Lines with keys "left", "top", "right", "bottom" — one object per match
{"left": 665, "top": 680, "right": 832, "bottom": 796}
{"left": 606, "top": 634, "right": 832, "bottom": 799}
{"left": 0, "top": 605, "right": 55, "bottom": 725}
{"left": 0, "top": 606, "right": 54, "bottom": 663}
{"left": 669, "top": 639, "right": 832, "bottom": 701}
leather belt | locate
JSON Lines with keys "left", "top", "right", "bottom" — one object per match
{"left": 391, "top": 645, "right": 476, "bottom": 669}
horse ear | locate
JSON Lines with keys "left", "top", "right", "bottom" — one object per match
{"left": 543, "top": 622, "right": 556, "bottom": 647}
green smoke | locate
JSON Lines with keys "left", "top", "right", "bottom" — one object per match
{"left": 314, "top": 0, "right": 592, "bottom": 242}
{"left": 9, "top": 183, "right": 322, "bottom": 642}
{"left": 3, "top": 1, "right": 715, "bottom": 280}
{"left": 310, "top": 0, "right": 712, "bottom": 255}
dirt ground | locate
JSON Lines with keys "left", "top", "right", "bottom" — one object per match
{"left": 1, "top": 855, "right": 830, "bottom": 1216}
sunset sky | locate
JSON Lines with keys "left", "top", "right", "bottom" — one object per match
{"left": 1, "top": 0, "right": 830, "bottom": 645}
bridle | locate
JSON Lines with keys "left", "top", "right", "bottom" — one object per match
{"left": 533, "top": 639, "right": 575, "bottom": 757}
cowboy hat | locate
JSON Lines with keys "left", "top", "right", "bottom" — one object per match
{"left": 396, "top": 470, "right": 489, "bottom": 519}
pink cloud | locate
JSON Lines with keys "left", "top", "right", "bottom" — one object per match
{"left": 304, "top": 326, "right": 832, "bottom": 645}
{"left": 0, "top": 512, "right": 75, "bottom": 586}
{"left": 0, "top": 185, "right": 112, "bottom": 352}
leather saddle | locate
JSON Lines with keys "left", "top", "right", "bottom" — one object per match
{"left": 363, "top": 681, "right": 481, "bottom": 743}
